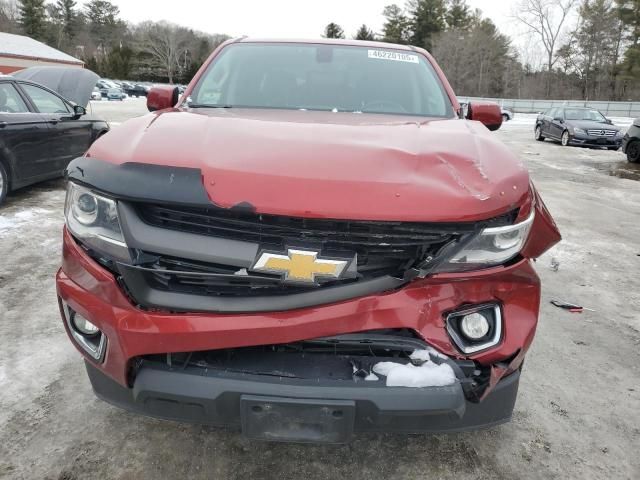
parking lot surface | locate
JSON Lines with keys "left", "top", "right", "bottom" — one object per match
{"left": 0, "top": 100, "right": 638, "bottom": 479}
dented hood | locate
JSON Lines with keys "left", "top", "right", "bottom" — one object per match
{"left": 87, "top": 108, "right": 531, "bottom": 222}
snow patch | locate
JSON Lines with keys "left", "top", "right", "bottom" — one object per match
{"left": 364, "top": 372, "right": 379, "bottom": 382}
{"left": 0, "top": 208, "right": 54, "bottom": 236}
{"left": 410, "top": 347, "right": 448, "bottom": 362}
{"left": 373, "top": 360, "right": 456, "bottom": 388}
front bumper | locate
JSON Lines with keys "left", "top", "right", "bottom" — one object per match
{"left": 57, "top": 224, "right": 540, "bottom": 439}
{"left": 86, "top": 360, "right": 520, "bottom": 441}
{"left": 569, "top": 135, "right": 622, "bottom": 147}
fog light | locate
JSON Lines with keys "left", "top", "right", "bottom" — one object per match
{"left": 460, "top": 312, "right": 490, "bottom": 340}
{"left": 60, "top": 300, "right": 107, "bottom": 362}
{"left": 71, "top": 312, "right": 100, "bottom": 336}
{"left": 446, "top": 304, "right": 502, "bottom": 354}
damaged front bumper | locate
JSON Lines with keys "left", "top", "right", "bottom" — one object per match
{"left": 86, "top": 353, "right": 520, "bottom": 443}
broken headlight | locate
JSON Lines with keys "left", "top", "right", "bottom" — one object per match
{"left": 65, "top": 182, "right": 130, "bottom": 261}
{"left": 441, "top": 211, "right": 534, "bottom": 272}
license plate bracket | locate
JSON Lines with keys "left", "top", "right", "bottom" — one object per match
{"left": 240, "top": 395, "right": 356, "bottom": 444}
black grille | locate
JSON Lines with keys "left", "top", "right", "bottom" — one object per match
{"left": 129, "top": 203, "right": 515, "bottom": 298}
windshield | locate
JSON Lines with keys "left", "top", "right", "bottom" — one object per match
{"left": 189, "top": 43, "right": 454, "bottom": 117}
{"left": 565, "top": 108, "right": 606, "bottom": 122}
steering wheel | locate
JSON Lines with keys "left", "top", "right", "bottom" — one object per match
{"left": 362, "top": 100, "right": 407, "bottom": 114}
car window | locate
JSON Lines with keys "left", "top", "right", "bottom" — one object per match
{"left": 0, "top": 83, "right": 30, "bottom": 113}
{"left": 21, "top": 84, "right": 70, "bottom": 114}
{"left": 565, "top": 108, "right": 606, "bottom": 122}
{"left": 191, "top": 43, "right": 454, "bottom": 118}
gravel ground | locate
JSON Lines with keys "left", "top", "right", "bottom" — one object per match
{"left": 0, "top": 100, "right": 639, "bottom": 480}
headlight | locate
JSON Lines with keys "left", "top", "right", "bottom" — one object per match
{"left": 440, "top": 211, "right": 534, "bottom": 272}
{"left": 615, "top": 130, "right": 624, "bottom": 138}
{"left": 574, "top": 127, "right": 586, "bottom": 135}
{"left": 65, "top": 182, "right": 130, "bottom": 261}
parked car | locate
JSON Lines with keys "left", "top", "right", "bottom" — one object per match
{"left": 106, "top": 87, "right": 126, "bottom": 101}
{"left": 621, "top": 118, "right": 640, "bottom": 162}
{"left": 534, "top": 107, "right": 623, "bottom": 149}
{"left": 501, "top": 108, "right": 514, "bottom": 121}
{"left": 96, "top": 79, "right": 124, "bottom": 99}
{"left": 90, "top": 87, "right": 102, "bottom": 101}
{"left": 0, "top": 69, "right": 109, "bottom": 205}
{"left": 122, "top": 83, "right": 148, "bottom": 97}
{"left": 58, "top": 39, "right": 560, "bottom": 443}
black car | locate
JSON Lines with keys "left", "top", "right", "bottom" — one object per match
{"left": 0, "top": 70, "right": 109, "bottom": 205}
{"left": 621, "top": 118, "right": 640, "bottom": 163}
{"left": 534, "top": 107, "right": 623, "bottom": 149}
{"left": 122, "top": 83, "right": 148, "bottom": 97}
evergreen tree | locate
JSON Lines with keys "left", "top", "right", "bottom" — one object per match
{"left": 18, "top": 0, "right": 47, "bottom": 40}
{"left": 617, "top": 0, "right": 640, "bottom": 80}
{"left": 355, "top": 24, "right": 376, "bottom": 40}
{"left": 407, "top": 0, "right": 447, "bottom": 50}
{"left": 446, "top": 0, "right": 472, "bottom": 30}
{"left": 382, "top": 4, "right": 411, "bottom": 43}
{"left": 323, "top": 22, "right": 345, "bottom": 39}
{"left": 56, "top": 0, "right": 77, "bottom": 40}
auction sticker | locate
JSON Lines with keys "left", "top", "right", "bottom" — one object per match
{"left": 367, "top": 50, "right": 419, "bottom": 64}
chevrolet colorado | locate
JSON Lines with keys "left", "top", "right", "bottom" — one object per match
{"left": 57, "top": 38, "right": 561, "bottom": 443}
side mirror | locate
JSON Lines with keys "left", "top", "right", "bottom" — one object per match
{"left": 553, "top": 117, "right": 564, "bottom": 123}
{"left": 466, "top": 101, "right": 503, "bottom": 131}
{"left": 147, "top": 86, "right": 179, "bottom": 112}
{"left": 605, "top": 118, "right": 613, "bottom": 125}
{"left": 73, "top": 105, "right": 86, "bottom": 117}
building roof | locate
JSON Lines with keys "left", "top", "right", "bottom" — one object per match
{"left": 0, "top": 32, "right": 83, "bottom": 65}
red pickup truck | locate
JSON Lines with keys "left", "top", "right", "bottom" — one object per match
{"left": 57, "top": 38, "right": 560, "bottom": 443}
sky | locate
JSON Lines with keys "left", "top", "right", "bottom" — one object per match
{"left": 99, "top": 0, "right": 518, "bottom": 40}
{"left": 95, "top": 0, "right": 540, "bottom": 65}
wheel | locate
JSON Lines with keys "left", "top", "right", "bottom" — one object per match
{"left": 535, "top": 125, "right": 545, "bottom": 141}
{"left": 627, "top": 140, "right": 640, "bottom": 163}
{"left": 502, "top": 113, "right": 509, "bottom": 122}
{"left": 561, "top": 130, "right": 570, "bottom": 146}
{"left": 0, "top": 162, "right": 8, "bottom": 206}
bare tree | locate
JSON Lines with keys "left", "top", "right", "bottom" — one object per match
{"left": 136, "top": 21, "right": 188, "bottom": 84}
{"left": 514, "top": 0, "right": 577, "bottom": 94}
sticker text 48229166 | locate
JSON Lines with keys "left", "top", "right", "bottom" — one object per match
{"left": 367, "top": 50, "right": 419, "bottom": 64}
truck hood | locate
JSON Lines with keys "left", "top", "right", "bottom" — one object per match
{"left": 87, "top": 108, "right": 530, "bottom": 222}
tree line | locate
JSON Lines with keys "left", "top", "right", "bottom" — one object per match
{"left": 0, "top": 0, "right": 229, "bottom": 83}
{"left": 2, "top": 0, "right": 640, "bottom": 100}
{"left": 325, "top": 0, "right": 640, "bottom": 101}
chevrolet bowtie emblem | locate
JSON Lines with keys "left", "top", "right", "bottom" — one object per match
{"left": 252, "top": 249, "right": 350, "bottom": 284}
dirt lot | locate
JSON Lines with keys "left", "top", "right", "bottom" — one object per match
{"left": 1, "top": 99, "right": 638, "bottom": 480}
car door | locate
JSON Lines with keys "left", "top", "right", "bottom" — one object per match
{"left": 539, "top": 108, "right": 553, "bottom": 135}
{"left": 0, "top": 81, "right": 53, "bottom": 184}
{"left": 19, "top": 82, "right": 93, "bottom": 172}
{"left": 548, "top": 108, "right": 565, "bottom": 139}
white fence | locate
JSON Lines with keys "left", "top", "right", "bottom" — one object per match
{"left": 458, "top": 96, "right": 640, "bottom": 118}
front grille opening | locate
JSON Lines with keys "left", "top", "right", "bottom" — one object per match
{"left": 136, "top": 329, "right": 432, "bottom": 382}
{"left": 130, "top": 329, "right": 493, "bottom": 399}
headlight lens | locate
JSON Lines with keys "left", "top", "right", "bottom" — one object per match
{"left": 65, "top": 182, "right": 130, "bottom": 261}
{"left": 615, "top": 130, "right": 624, "bottom": 137}
{"left": 574, "top": 127, "right": 586, "bottom": 135}
{"left": 441, "top": 211, "right": 534, "bottom": 272}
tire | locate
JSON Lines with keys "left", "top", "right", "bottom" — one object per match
{"left": 626, "top": 140, "right": 640, "bottom": 163}
{"left": 561, "top": 130, "right": 570, "bottom": 146}
{"left": 502, "top": 113, "right": 509, "bottom": 122}
{"left": 0, "top": 162, "right": 8, "bottom": 206}
{"left": 535, "top": 125, "right": 545, "bottom": 141}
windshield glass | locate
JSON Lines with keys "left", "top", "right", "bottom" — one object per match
{"left": 565, "top": 108, "right": 606, "bottom": 122}
{"left": 189, "top": 43, "right": 453, "bottom": 117}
